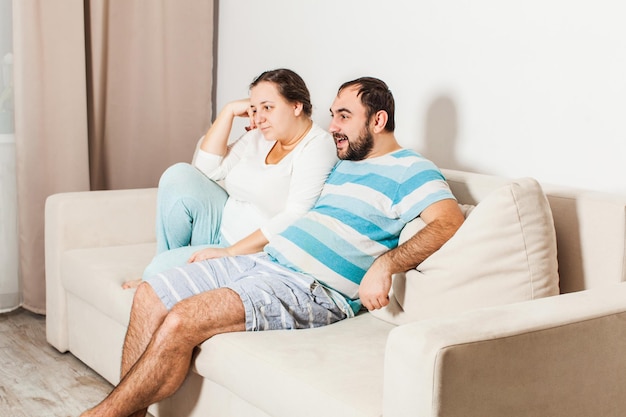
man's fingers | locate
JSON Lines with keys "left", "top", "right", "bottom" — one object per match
{"left": 364, "top": 296, "right": 390, "bottom": 311}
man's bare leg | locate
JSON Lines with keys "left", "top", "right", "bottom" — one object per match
{"left": 80, "top": 286, "right": 246, "bottom": 417}
{"left": 120, "top": 283, "right": 169, "bottom": 417}
{"left": 122, "top": 283, "right": 168, "bottom": 377}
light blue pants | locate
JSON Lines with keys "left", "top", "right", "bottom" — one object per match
{"left": 143, "top": 163, "right": 229, "bottom": 279}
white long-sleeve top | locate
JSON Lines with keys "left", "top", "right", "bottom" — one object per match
{"left": 193, "top": 122, "right": 338, "bottom": 244}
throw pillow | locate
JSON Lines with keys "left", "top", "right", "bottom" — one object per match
{"left": 370, "top": 177, "right": 560, "bottom": 325}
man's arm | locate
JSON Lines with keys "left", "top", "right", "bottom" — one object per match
{"left": 359, "top": 198, "right": 465, "bottom": 311}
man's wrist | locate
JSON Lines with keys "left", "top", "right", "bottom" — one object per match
{"left": 372, "top": 255, "right": 394, "bottom": 275}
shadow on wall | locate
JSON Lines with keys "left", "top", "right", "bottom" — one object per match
{"left": 420, "top": 95, "right": 476, "bottom": 173}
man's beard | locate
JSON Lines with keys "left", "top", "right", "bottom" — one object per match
{"left": 337, "top": 125, "right": 374, "bottom": 161}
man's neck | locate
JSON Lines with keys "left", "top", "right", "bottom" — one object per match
{"left": 365, "top": 132, "right": 402, "bottom": 159}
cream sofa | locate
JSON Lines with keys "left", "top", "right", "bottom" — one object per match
{"left": 45, "top": 169, "right": 626, "bottom": 417}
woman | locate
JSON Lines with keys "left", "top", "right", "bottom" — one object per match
{"left": 124, "top": 69, "right": 337, "bottom": 288}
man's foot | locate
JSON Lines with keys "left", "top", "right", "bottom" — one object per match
{"left": 122, "top": 278, "right": 142, "bottom": 289}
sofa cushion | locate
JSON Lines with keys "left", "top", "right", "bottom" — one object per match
{"left": 371, "top": 177, "right": 560, "bottom": 325}
{"left": 61, "top": 243, "right": 156, "bottom": 325}
{"left": 194, "top": 312, "right": 394, "bottom": 417}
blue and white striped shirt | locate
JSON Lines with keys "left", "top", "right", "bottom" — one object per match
{"left": 264, "top": 149, "right": 455, "bottom": 313}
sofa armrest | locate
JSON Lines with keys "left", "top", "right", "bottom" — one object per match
{"left": 383, "top": 283, "right": 626, "bottom": 417}
{"left": 45, "top": 188, "right": 157, "bottom": 351}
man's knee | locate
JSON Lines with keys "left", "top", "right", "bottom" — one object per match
{"left": 156, "top": 301, "right": 200, "bottom": 346}
{"left": 164, "top": 289, "right": 246, "bottom": 342}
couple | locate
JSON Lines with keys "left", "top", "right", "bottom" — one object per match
{"left": 82, "top": 72, "right": 465, "bottom": 417}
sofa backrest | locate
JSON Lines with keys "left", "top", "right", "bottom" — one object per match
{"left": 442, "top": 169, "right": 626, "bottom": 294}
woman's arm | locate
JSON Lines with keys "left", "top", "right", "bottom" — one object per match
{"left": 194, "top": 99, "right": 255, "bottom": 178}
{"left": 187, "top": 229, "right": 268, "bottom": 262}
{"left": 260, "top": 128, "right": 338, "bottom": 239}
{"left": 200, "top": 99, "right": 254, "bottom": 155}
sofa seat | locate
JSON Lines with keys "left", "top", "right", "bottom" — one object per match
{"left": 59, "top": 243, "right": 154, "bottom": 383}
{"left": 196, "top": 313, "right": 394, "bottom": 417}
{"left": 62, "top": 243, "right": 155, "bottom": 325}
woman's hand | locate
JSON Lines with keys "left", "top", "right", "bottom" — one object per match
{"left": 188, "top": 231, "right": 267, "bottom": 264}
{"left": 226, "top": 99, "right": 256, "bottom": 131}
{"left": 188, "top": 247, "right": 232, "bottom": 263}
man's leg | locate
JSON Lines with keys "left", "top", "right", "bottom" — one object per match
{"left": 119, "top": 283, "right": 168, "bottom": 417}
{"left": 81, "top": 285, "right": 245, "bottom": 417}
{"left": 121, "top": 283, "right": 168, "bottom": 378}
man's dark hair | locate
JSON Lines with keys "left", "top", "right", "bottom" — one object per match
{"left": 338, "top": 77, "right": 395, "bottom": 132}
{"left": 250, "top": 69, "right": 313, "bottom": 117}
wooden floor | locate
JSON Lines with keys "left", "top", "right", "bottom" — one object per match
{"left": 0, "top": 308, "right": 114, "bottom": 417}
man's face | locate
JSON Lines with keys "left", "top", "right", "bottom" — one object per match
{"left": 329, "top": 86, "right": 374, "bottom": 161}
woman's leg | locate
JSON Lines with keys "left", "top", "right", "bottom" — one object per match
{"left": 132, "top": 163, "right": 229, "bottom": 282}
{"left": 155, "top": 163, "right": 228, "bottom": 253}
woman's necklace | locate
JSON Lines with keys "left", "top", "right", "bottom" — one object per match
{"left": 265, "top": 121, "right": 312, "bottom": 165}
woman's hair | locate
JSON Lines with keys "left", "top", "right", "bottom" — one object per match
{"left": 338, "top": 77, "right": 395, "bottom": 132}
{"left": 250, "top": 69, "right": 313, "bottom": 117}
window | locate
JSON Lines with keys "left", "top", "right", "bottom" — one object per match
{"left": 0, "top": 0, "right": 14, "bottom": 135}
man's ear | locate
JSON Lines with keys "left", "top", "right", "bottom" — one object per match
{"left": 371, "top": 110, "right": 388, "bottom": 133}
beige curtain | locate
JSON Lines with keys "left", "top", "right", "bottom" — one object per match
{"left": 86, "top": 0, "right": 215, "bottom": 190}
{"left": 13, "top": 0, "right": 215, "bottom": 313}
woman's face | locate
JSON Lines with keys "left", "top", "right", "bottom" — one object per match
{"left": 249, "top": 81, "right": 301, "bottom": 142}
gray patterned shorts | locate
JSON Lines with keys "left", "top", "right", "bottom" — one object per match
{"left": 145, "top": 253, "right": 353, "bottom": 331}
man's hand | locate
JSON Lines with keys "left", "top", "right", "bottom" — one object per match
{"left": 358, "top": 258, "right": 392, "bottom": 310}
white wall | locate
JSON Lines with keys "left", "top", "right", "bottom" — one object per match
{"left": 216, "top": 0, "right": 626, "bottom": 194}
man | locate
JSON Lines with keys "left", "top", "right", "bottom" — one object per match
{"left": 80, "top": 77, "right": 465, "bottom": 417}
